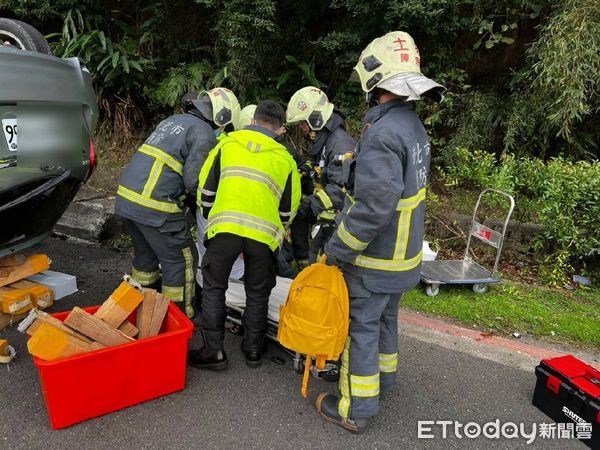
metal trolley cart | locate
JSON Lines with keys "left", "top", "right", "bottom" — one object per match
{"left": 420, "top": 188, "right": 515, "bottom": 297}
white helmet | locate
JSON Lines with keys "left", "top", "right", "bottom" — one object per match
{"left": 353, "top": 31, "right": 445, "bottom": 102}
{"left": 193, "top": 87, "right": 241, "bottom": 127}
{"left": 234, "top": 104, "right": 257, "bottom": 130}
{"left": 286, "top": 86, "right": 334, "bottom": 131}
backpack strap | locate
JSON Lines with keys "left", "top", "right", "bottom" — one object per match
{"left": 302, "top": 355, "right": 312, "bottom": 398}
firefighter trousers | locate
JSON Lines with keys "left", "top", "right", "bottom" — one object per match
{"left": 200, "top": 233, "right": 276, "bottom": 352}
{"left": 123, "top": 218, "right": 198, "bottom": 318}
{"left": 338, "top": 271, "right": 401, "bottom": 419}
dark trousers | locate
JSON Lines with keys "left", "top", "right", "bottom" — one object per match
{"left": 200, "top": 233, "right": 276, "bottom": 352}
{"left": 291, "top": 216, "right": 311, "bottom": 262}
{"left": 123, "top": 218, "right": 198, "bottom": 318}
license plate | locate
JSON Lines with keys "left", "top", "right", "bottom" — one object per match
{"left": 2, "top": 118, "right": 18, "bottom": 152}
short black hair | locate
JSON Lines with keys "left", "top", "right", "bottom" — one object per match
{"left": 254, "top": 100, "right": 285, "bottom": 130}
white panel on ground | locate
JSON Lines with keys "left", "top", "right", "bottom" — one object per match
{"left": 26, "top": 270, "right": 78, "bottom": 300}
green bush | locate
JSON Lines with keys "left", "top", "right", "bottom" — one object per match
{"left": 440, "top": 149, "right": 600, "bottom": 284}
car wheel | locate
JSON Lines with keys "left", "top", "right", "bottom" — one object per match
{"left": 0, "top": 18, "right": 51, "bottom": 54}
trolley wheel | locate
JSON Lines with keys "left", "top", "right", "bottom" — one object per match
{"left": 425, "top": 284, "right": 440, "bottom": 297}
{"left": 321, "top": 366, "right": 340, "bottom": 382}
{"left": 472, "top": 283, "right": 489, "bottom": 294}
{"left": 228, "top": 324, "right": 244, "bottom": 336}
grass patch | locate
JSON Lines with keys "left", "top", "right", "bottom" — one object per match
{"left": 402, "top": 282, "right": 600, "bottom": 349}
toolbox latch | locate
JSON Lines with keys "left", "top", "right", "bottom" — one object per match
{"left": 546, "top": 374, "right": 561, "bottom": 395}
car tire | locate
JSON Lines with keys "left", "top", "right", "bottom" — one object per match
{"left": 0, "top": 18, "right": 51, "bottom": 54}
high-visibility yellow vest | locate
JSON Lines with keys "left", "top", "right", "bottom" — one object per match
{"left": 198, "top": 130, "right": 300, "bottom": 251}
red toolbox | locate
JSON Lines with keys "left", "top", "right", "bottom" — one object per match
{"left": 533, "top": 355, "right": 600, "bottom": 448}
{"left": 33, "top": 303, "right": 194, "bottom": 429}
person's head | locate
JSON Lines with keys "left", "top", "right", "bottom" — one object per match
{"left": 286, "top": 86, "right": 334, "bottom": 137}
{"left": 352, "top": 31, "right": 446, "bottom": 105}
{"left": 234, "top": 104, "right": 257, "bottom": 131}
{"left": 254, "top": 100, "right": 286, "bottom": 134}
{"left": 191, "top": 87, "right": 240, "bottom": 130}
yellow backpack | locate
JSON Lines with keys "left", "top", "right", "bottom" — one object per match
{"left": 277, "top": 256, "right": 349, "bottom": 397}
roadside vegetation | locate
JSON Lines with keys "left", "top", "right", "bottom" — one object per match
{"left": 403, "top": 283, "right": 600, "bottom": 350}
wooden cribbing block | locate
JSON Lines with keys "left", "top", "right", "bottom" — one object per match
{"left": 9, "top": 280, "right": 54, "bottom": 309}
{"left": 0, "top": 339, "right": 9, "bottom": 356}
{"left": 0, "top": 254, "right": 50, "bottom": 288}
{"left": 90, "top": 342, "right": 106, "bottom": 351}
{"left": 28, "top": 323, "right": 92, "bottom": 361}
{"left": 0, "top": 310, "right": 30, "bottom": 331}
{"left": 0, "top": 254, "right": 26, "bottom": 267}
{"left": 65, "top": 307, "right": 134, "bottom": 347}
{"left": 137, "top": 289, "right": 170, "bottom": 339}
{"left": 0, "top": 287, "right": 33, "bottom": 315}
{"left": 26, "top": 314, "right": 93, "bottom": 344}
{"left": 94, "top": 281, "right": 144, "bottom": 328}
{"left": 118, "top": 320, "right": 138, "bottom": 337}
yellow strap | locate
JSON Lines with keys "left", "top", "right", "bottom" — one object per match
{"left": 302, "top": 354, "right": 312, "bottom": 398}
{"left": 138, "top": 144, "right": 183, "bottom": 176}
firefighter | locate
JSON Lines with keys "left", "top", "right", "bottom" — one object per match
{"left": 286, "top": 87, "right": 356, "bottom": 267}
{"left": 315, "top": 31, "right": 446, "bottom": 432}
{"left": 115, "top": 87, "right": 240, "bottom": 318}
{"left": 188, "top": 100, "right": 301, "bottom": 370}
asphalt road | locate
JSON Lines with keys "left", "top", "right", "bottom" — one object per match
{"left": 0, "top": 237, "right": 587, "bottom": 449}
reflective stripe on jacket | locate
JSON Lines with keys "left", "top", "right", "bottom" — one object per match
{"left": 325, "top": 100, "right": 431, "bottom": 293}
{"left": 115, "top": 113, "right": 216, "bottom": 227}
{"left": 198, "top": 128, "right": 301, "bottom": 251}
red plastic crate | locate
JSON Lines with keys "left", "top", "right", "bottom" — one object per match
{"left": 33, "top": 303, "right": 194, "bottom": 429}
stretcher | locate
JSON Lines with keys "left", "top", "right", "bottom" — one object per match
{"left": 225, "top": 276, "right": 339, "bottom": 380}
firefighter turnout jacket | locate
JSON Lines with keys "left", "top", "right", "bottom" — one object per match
{"left": 308, "top": 112, "right": 356, "bottom": 220}
{"left": 198, "top": 126, "right": 301, "bottom": 251}
{"left": 325, "top": 99, "right": 430, "bottom": 293}
{"left": 115, "top": 113, "right": 216, "bottom": 226}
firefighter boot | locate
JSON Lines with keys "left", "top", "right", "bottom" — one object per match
{"left": 187, "top": 346, "right": 228, "bottom": 371}
{"left": 315, "top": 393, "right": 369, "bottom": 433}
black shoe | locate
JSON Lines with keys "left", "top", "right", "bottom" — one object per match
{"left": 187, "top": 347, "right": 228, "bottom": 371}
{"left": 241, "top": 340, "right": 262, "bottom": 368}
{"left": 315, "top": 393, "right": 369, "bottom": 433}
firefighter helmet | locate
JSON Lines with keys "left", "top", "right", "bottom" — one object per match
{"left": 353, "top": 31, "right": 445, "bottom": 102}
{"left": 193, "top": 87, "right": 240, "bottom": 127}
{"left": 234, "top": 104, "right": 257, "bottom": 130}
{"left": 286, "top": 86, "right": 334, "bottom": 131}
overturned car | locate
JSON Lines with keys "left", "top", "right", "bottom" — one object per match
{"left": 0, "top": 18, "right": 98, "bottom": 257}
